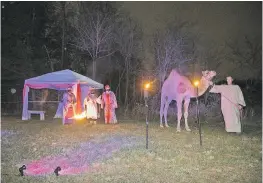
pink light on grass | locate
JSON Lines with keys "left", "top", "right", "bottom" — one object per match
{"left": 59, "top": 165, "right": 89, "bottom": 175}
{"left": 22, "top": 135, "right": 142, "bottom": 176}
{"left": 25, "top": 156, "right": 89, "bottom": 176}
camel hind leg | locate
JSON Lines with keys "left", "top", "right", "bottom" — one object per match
{"left": 160, "top": 94, "right": 165, "bottom": 127}
{"left": 183, "top": 97, "right": 191, "bottom": 132}
{"left": 176, "top": 98, "right": 183, "bottom": 132}
{"left": 160, "top": 95, "right": 171, "bottom": 128}
{"left": 163, "top": 98, "right": 172, "bottom": 127}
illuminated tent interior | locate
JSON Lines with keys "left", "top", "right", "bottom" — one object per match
{"left": 22, "top": 69, "right": 104, "bottom": 121}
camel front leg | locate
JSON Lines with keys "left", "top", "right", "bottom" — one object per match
{"left": 160, "top": 113, "right": 164, "bottom": 128}
{"left": 184, "top": 98, "right": 191, "bottom": 132}
{"left": 163, "top": 100, "right": 171, "bottom": 127}
{"left": 176, "top": 99, "right": 183, "bottom": 132}
{"left": 160, "top": 101, "right": 164, "bottom": 128}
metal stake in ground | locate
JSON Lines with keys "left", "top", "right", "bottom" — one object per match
{"left": 144, "top": 83, "right": 150, "bottom": 149}
{"left": 145, "top": 98, "right": 149, "bottom": 149}
{"left": 194, "top": 81, "right": 202, "bottom": 146}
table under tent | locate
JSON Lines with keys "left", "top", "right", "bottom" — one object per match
{"left": 22, "top": 69, "right": 104, "bottom": 124}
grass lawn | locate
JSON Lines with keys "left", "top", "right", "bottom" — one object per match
{"left": 1, "top": 116, "right": 262, "bottom": 183}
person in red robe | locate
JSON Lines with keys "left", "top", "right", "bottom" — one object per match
{"left": 101, "top": 85, "right": 118, "bottom": 124}
{"left": 62, "top": 87, "right": 76, "bottom": 124}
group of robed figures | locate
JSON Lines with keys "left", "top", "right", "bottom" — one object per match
{"left": 61, "top": 71, "right": 246, "bottom": 135}
{"left": 62, "top": 85, "right": 118, "bottom": 125}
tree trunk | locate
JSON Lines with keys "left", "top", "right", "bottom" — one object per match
{"left": 140, "top": 75, "right": 143, "bottom": 103}
{"left": 30, "top": 7, "right": 37, "bottom": 110}
{"left": 124, "top": 58, "right": 129, "bottom": 110}
{"left": 43, "top": 45, "right": 54, "bottom": 72}
{"left": 119, "top": 82, "right": 121, "bottom": 103}
{"left": 92, "top": 59, "right": 96, "bottom": 80}
{"left": 116, "top": 69, "right": 125, "bottom": 95}
{"left": 133, "top": 75, "right": 136, "bottom": 106}
{"left": 61, "top": 1, "right": 66, "bottom": 69}
{"left": 31, "top": 7, "right": 35, "bottom": 42}
{"left": 116, "top": 69, "right": 121, "bottom": 102}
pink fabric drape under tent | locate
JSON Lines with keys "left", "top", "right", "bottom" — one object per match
{"left": 22, "top": 69, "right": 103, "bottom": 121}
{"left": 54, "top": 84, "right": 90, "bottom": 119}
{"left": 76, "top": 82, "right": 82, "bottom": 115}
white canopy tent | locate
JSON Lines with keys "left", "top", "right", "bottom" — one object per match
{"left": 22, "top": 69, "right": 104, "bottom": 120}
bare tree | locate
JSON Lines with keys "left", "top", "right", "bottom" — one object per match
{"left": 146, "top": 22, "right": 198, "bottom": 119}
{"left": 43, "top": 45, "right": 60, "bottom": 72}
{"left": 60, "top": 1, "right": 66, "bottom": 69}
{"left": 226, "top": 35, "right": 262, "bottom": 80}
{"left": 200, "top": 45, "right": 226, "bottom": 71}
{"left": 153, "top": 22, "right": 196, "bottom": 87}
{"left": 72, "top": 2, "right": 116, "bottom": 79}
{"left": 226, "top": 35, "right": 262, "bottom": 118}
{"left": 44, "top": 1, "right": 78, "bottom": 70}
{"left": 114, "top": 14, "right": 142, "bottom": 112}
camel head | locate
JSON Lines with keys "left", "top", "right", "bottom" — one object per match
{"left": 202, "top": 70, "right": 216, "bottom": 81}
{"left": 197, "top": 70, "right": 216, "bottom": 96}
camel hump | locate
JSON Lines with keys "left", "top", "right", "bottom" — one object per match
{"left": 171, "top": 69, "right": 180, "bottom": 75}
{"left": 167, "top": 69, "right": 180, "bottom": 80}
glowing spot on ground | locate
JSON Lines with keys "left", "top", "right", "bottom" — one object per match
{"left": 23, "top": 135, "right": 143, "bottom": 176}
{"left": 1, "top": 130, "right": 17, "bottom": 138}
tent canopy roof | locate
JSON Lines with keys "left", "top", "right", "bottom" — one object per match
{"left": 25, "top": 69, "right": 103, "bottom": 89}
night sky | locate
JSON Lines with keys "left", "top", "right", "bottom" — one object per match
{"left": 1, "top": 1, "right": 262, "bottom": 81}
{"left": 120, "top": 1, "right": 262, "bottom": 79}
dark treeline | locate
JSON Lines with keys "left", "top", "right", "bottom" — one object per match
{"left": 1, "top": 2, "right": 261, "bottom": 119}
{"left": 1, "top": 2, "right": 144, "bottom": 113}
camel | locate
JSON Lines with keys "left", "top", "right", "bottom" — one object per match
{"left": 160, "top": 69, "right": 216, "bottom": 131}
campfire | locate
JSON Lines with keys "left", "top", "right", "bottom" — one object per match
{"left": 71, "top": 112, "right": 87, "bottom": 120}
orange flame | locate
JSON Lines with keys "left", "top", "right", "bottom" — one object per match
{"left": 74, "top": 112, "right": 87, "bottom": 120}
{"left": 144, "top": 83, "right": 150, "bottom": 89}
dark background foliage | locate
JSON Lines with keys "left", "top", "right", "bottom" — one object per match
{"left": 1, "top": 2, "right": 262, "bottom": 123}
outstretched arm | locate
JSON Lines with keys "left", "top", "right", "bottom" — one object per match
{"left": 62, "top": 93, "right": 67, "bottom": 104}
{"left": 83, "top": 98, "right": 87, "bottom": 109}
{"left": 72, "top": 94, "right": 77, "bottom": 104}
{"left": 96, "top": 95, "right": 102, "bottom": 104}
{"left": 112, "top": 93, "right": 118, "bottom": 108}
{"left": 209, "top": 84, "right": 222, "bottom": 94}
{"left": 101, "top": 94, "right": 104, "bottom": 109}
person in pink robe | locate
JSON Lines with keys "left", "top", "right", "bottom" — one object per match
{"left": 101, "top": 85, "right": 118, "bottom": 124}
{"left": 83, "top": 90, "right": 102, "bottom": 124}
{"left": 210, "top": 76, "right": 246, "bottom": 133}
{"left": 62, "top": 87, "right": 76, "bottom": 124}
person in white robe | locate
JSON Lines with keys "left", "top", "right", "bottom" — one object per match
{"left": 209, "top": 76, "right": 246, "bottom": 133}
{"left": 83, "top": 90, "right": 102, "bottom": 124}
